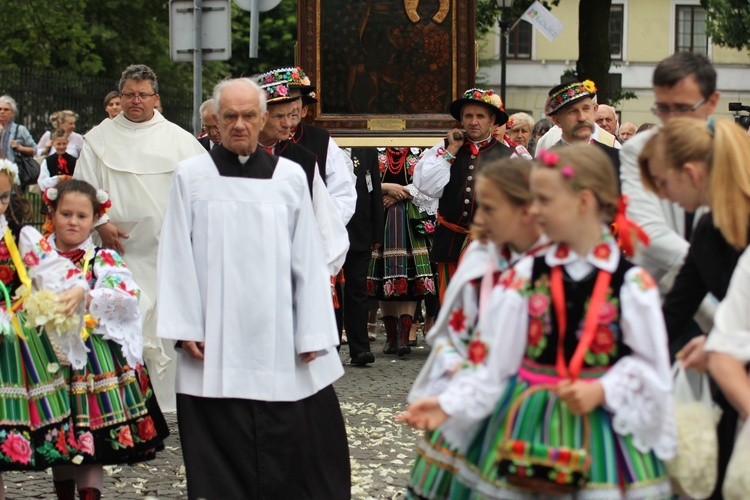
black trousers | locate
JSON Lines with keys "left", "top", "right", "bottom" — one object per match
{"left": 338, "top": 249, "right": 372, "bottom": 358}
{"left": 177, "top": 385, "right": 350, "bottom": 500}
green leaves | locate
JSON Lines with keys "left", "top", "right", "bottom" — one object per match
{"left": 703, "top": 0, "right": 750, "bottom": 51}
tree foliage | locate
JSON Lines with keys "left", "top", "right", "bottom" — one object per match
{"left": 475, "top": 0, "right": 560, "bottom": 36}
{"left": 703, "top": 0, "right": 750, "bottom": 51}
{"left": 0, "top": 0, "right": 298, "bottom": 97}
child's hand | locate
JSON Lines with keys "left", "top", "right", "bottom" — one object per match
{"left": 56, "top": 287, "right": 86, "bottom": 316}
{"left": 676, "top": 335, "right": 708, "bottom": 374}
{"left": 395, "top": 397, "right": 448, "bottom": 430}
{"left": 556, "top": 380, "right": 604, "bottom": 415}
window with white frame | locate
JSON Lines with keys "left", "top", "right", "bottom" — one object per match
{"left": 507, "top": 21, "right": 532, "bottom": 60}
{"left": 675, "top": 5, "right": 708, "bottom": 55}
{"left": 609, "top": 4, "right": 624, "bottom": 60}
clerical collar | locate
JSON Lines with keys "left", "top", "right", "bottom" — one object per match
{"left": 238, "top": 155, "right": 250, "bottom": 164}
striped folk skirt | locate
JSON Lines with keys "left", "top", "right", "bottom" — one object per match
{"left": 67, "top": 335, "right": 169, "bottom": 465}
{"left": 407, "top": 429, "right": 462, "bottom": 499}
{"left": 0, "top": 316, "right": 77, "bottom": 471}
{"left": 451, "top": 365, "right": 672, "bottom": 499}
{"left": 368, "top": 201, "right": 437, "bottom": 301}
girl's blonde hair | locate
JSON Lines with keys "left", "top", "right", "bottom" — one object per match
{"left": 535, "top": 143, "right": 619, "bottom": 222}
{"left": 640, "top": 118, "right": 750, "bottom": 249}
{"left": 477, "top": 158, "right": 533, "bottom": 207}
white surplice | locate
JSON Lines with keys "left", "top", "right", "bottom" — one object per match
{"left": 156, "top": 154, "right": 344, "bottom": 401}
{"left": 74, "top": 111, "right": 206, "bottom": 411}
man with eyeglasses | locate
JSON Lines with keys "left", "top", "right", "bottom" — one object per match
{"left": 74, "top": 64, "right": 206, "bottom": 412}
{"left": 198, "top": 98, "right": 221, "bottom": 151}
{"left": 620, "top": 52, "right": 718, "bottom": 287}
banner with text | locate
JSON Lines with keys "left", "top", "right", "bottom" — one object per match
{"left": 520, "top": 1, "right": 564, "bottom": 42}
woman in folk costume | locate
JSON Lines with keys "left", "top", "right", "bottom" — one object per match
{"left": 399, "top": 158, "right": 549, "bottom": 499}
{"left": 0, "top": 160, "right": 88, "bottom": 497}
{"left": 367, "top": 147, "right": 439, "bottom": 357}
{"left": 447, "top": 144, "right": 672, "bottom": 498}
{"left": 43, "top": 179, "right": 169, "bottom": 500}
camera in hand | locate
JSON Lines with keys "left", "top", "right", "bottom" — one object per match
{"left": 729, "top": 102, "right": 750, "bottom": 130}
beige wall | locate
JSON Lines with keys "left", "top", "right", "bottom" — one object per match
{"left": 478, "top": 0, "right": 750, "bottom": 65}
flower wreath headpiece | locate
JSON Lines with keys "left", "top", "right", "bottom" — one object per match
{"left": 0, "top": 160, "right": 20, "bottom": 186}
{"left": 43, "top": 186, "right": 112, "bottom": 217}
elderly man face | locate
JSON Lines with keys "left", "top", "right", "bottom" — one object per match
{"left": 259, "top": 101, "right": 296, "bottom": 144}
{"left": 595, "top": 105, "right": 618, "bottom": 134}
{"left": 201, "top": 109, "right": 222, "bottom": 145}
{"left": 120, "top": 79, "right": 158, "bottom": 123}
{"left": 217, "top": 81, "right": 268, "bottom": 156}
{"left": 549, "top": 98, "right": 597, "bottom": 143}
{"left": 618, "top": 122, "right": 637, "bottom": 142}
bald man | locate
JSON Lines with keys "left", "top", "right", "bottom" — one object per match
{"left": 595, "top": 104, "right": 619, "bottom": 135}
{"left": 618, "top": 121, "right": 637, "bottom": 142}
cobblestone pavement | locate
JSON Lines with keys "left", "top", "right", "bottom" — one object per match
{"left": 5, "top": 325, "right": 432, "bottom": 499}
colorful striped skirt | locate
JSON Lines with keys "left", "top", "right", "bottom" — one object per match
{"left": 368, "top": 201, "right": 437, "bottom": 301}
{"left": 0, "top": 316, "right": 78, "bottom": 471}
{"left": 451, "top": 361, "right": 672, "bottom": 499}
{"left": 67, "top": 335, "right": 169, "bottom": 465}
{"left": 407, "top": 429, "right": 462, "bottom": 499}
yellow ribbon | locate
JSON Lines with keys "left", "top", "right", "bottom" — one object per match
{"left": 3, "top": 228, "right": 30, "bottom": 340}
{"left": 79, "top": 247, "right": 95, "bottom": 341}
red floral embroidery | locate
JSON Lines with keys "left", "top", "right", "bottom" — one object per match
{"left": 394, "top": 277, "right": 408, "bottom": 295}
{"left": 593, "top": 243, "right": 612, "bottom": 261}
{"left": 100, "top": 251, "right": 116, "bottom": 267}
{"left": 139, "top": 367, "right": 150, "bottom": 395}
{"left": 590, "top": 325, "right": 616, "bottom": 355}
{"left": 449, "top": 308, "right": 466, "bottom": 332}
{"left": 599, "top": 300, "right": 617, "bottom": 325}
{"left": 117, "top": 426, "right": 134, "bottom": 448}
{"left": 1, "top": 432, "right": 32, "bottom": 465}
{"left": 467, "top": 339, "right": 487, "bottom": 364}
{"left": 65, "top": 268, "right": 81, "bottom": 280}
{"left": 39, "top": 238, "right": 52, "bottom": 253}
{"left": 554, "top": 244, "right": 570, "bottom": 260}
{"left": 366, "top": 279, "right": 375, "bottom": 296}
{"left": 0, "top": 265, "right": 13, "bottom": 285}
{"left": 633, "top": 269, "right": 656, "bottom": 291}
{"left": 414, "top": 279, "right": 425, "bottom": 295}
{"left": 137, "top": 417, "right": 157, "bottom": 441}
{"left": 23, "top": 251, "right": 39, "bottom": 267}
{"left": 55, "top": 429, "right": 68, "bottom": 454}
{"left": 0, "top": 242, "right": 10, "bottom": 260}
{"left": 528, "top": 318, "right": 544, "bottom": 346}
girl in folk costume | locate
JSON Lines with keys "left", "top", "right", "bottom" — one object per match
{"left": 44, "top": 180, "right": 168, "bottom": 500}
{"left": 38, "top": 129, "right": 78, "bottom": 237}
{"left": 368, "top": 147, "right": 439, "bottom": 357}
{"left": 446, "top": 144, "right": 675, "bottom": 498}
{"left": 0, "top": 160, "right": 88, "bottom": 497}
{"left": 399, "top": 158, "right": 549, "bottom": 499}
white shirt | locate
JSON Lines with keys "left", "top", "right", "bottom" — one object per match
{"left": 323, "top": 137, "right": 357, "bottom": 226}
{"left": 156, "top": 154, "right": 344, "bottom": 401}
{"left": 706, "top": 246, "right": 750, "bottom": 363}
{"left": 36, "top": 131, "right": 85, "bottom": 158}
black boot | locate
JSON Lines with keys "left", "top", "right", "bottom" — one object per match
{"left": 382, "top": 315, "right": 397, "bottom": 354}
{"left": 54, "top": 480, "right": 76, "bottom": 500}
{"left": 398, "top": 314, "right": 413, "bottom": 357}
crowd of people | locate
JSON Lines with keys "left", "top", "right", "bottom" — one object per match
{"left": 0, "top": 49, "right": 746, "bottom": 500}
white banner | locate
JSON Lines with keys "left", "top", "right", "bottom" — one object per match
{"left": 520, "top": 1, "right": 564, "bottom": 42}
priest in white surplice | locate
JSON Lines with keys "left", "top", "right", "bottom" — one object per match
{"left": 74, "top": 65, "right": 206, "bottom": 412}
{"left": 156, "top": 78, "right": 350, "bottom": 499}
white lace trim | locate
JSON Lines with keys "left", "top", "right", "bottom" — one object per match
{"left": 89, "top": 289, "right": 143, "bottom": 368}
{"left": 602, "top": 357, "right": 677, "bottom": 461}
{"left": 0, "top": 386, "right": 31, "bottom": 397}
{"left": 406, "top": 184, "right": 438, "bottom": 215}
{"left": 28, "top": 376, "right": 66, "bottom": 399}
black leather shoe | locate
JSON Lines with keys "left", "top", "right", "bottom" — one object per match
{"left": 350, "top": 351, "right": 375, "bottom": 366}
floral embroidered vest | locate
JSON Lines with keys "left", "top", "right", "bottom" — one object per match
{"left": 523, "top": 256, "right": 633, "bottom": 369}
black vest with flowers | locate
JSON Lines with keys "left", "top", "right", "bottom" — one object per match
{"left": 523, "top": 256, "right": 633, "bottom": 369}
{"left": 431, "top": 139, "right": 512, "bottom": 263}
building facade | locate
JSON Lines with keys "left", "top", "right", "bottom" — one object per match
{"left": 478, "top": 0, "right": 750, "bottom": 128}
